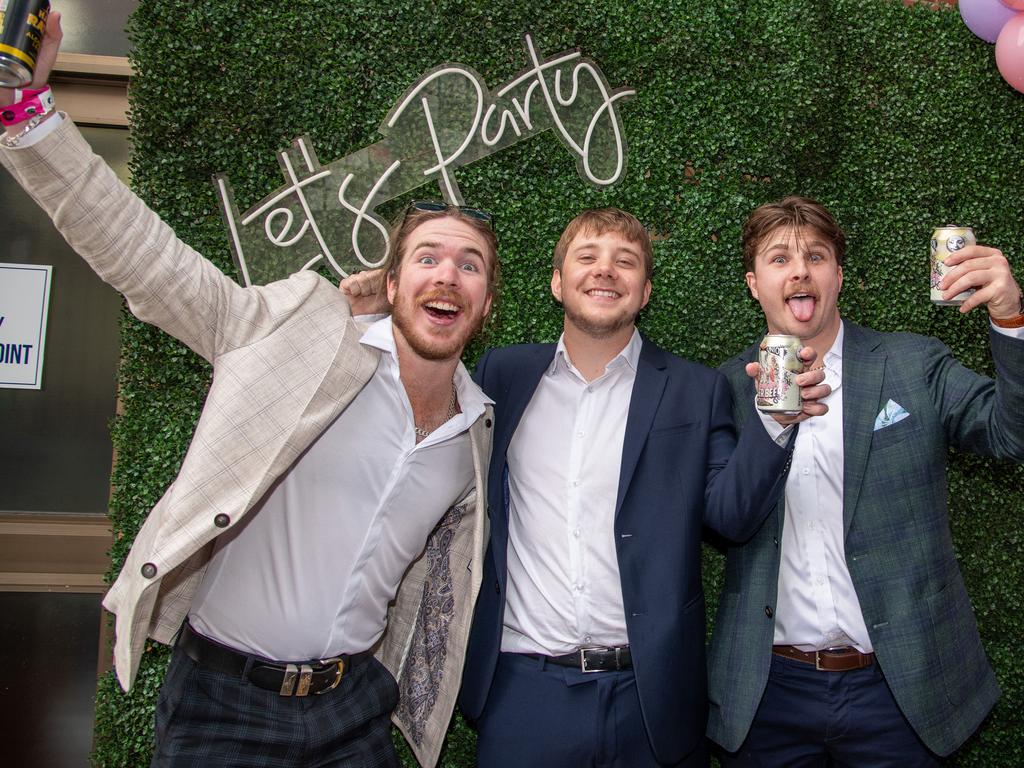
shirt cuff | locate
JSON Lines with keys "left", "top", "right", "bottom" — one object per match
{"left": 756, "top": 406, "right": 796, "bottom": 447}
{"left": 991, "top": 319, "right": 1024, "bottom": 340}
{"left": 5, "top": 111, "right": 63, "bottom": 148}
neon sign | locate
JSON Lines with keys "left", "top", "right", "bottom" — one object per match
{"left": 215, "top": 34, "right": 635, "bottom": 286}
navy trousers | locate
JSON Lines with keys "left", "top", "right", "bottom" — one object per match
{"left": 474, "top": 652, "right": 707, "bottom": 768}
{"left": 151, "top": 645, "right": 400, "bottom": 767}
{"left": 718, "top": 654, "right": 941, "bottom": 768}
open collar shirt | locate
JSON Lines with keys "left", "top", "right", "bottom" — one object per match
{"left": 190, "top": 317, "right": 491, "bottom": 661}
{"left": 500, "top": 329, "right": 642, "bottom": 655}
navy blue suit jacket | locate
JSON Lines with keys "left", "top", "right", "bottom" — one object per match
{"left": 459, "top": 337, "right": 794, "bottom": 764}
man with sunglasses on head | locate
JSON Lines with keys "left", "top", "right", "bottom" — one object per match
{"left": 2, "top": 13, "right": 496, "bottom": 768}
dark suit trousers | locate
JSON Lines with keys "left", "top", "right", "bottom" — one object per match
{"left": 475, "top": 652, "right": 708, "bottom": 768}
{"left": 717, "top": 654, "right": 940, "bottom": 768}
{"left": 151, "top": 645, "right": 400, "bottom": 768}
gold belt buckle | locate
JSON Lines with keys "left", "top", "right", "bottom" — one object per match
{"left": 314, "top": 659, "right": 346, "bottom": 694}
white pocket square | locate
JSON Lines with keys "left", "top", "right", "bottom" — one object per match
{"left": 874, "top": 399, "right": 909, "bottom": 431}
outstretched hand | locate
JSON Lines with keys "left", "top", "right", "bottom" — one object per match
{"left": 941, "top": 244, "right": 1022, "bottom": 320}
{"left": 0, "top": 11, "right": 62, "bottom": 108}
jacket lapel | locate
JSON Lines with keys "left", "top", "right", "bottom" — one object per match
{"left": 615, "top": 338, "right": 668, "bottom": 517}
{"left": 842, "top": 322, "right": 885, "bottom": 538}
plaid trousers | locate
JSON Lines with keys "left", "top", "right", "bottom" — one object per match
{"left": 151, "top": 645, "right": 400, "bottom": 767}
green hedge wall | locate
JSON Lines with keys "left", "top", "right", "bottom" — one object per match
{"left": 92, "top": 1, "right": 1024, "bottom": 765}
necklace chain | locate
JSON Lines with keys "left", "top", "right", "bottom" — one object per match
{"left": 413, "top": 383, "right": 458, "bottom": 439}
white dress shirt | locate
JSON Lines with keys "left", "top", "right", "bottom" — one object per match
{"left": 760, "top": 323, "right": 875, "bottom": 651}
{"left": 189, "top": 316, "right": 491, "bottom": 660}
{"left": 500, "top": 330, "right": 642, "bottom": 655}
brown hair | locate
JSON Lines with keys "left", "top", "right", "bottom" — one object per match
{"left": 742, "top": 196, "right": 846, "bottom": 273}
{"left": 382, "top": 205, "right": 500, "bottom": 293}
{"left": 553, "top": 208, "right": 654, "bottom": 280}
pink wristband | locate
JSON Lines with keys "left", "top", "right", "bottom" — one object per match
{"left": 1, "top": 86, "right": 54, "bottom": 126}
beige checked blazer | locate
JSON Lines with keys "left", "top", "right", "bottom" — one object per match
{"left": 1, "top": 119, "right": 492, "bottom": 767}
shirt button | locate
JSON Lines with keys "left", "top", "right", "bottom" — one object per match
{"left": 576, "top": 431, "right": 584, "bottom": 438}
{"left": 141, "top": 562, "right": 158, "bottom": 579}
{"left": 802, "top": 468, "right": 810, "bottom": 475}
{"left": 574, "top": 583, "right": 583, "bottom": 592}
{"left": 213, "top": 513, "right": 230, "bottom": 528}
{"left": 584, "top": 635, "right": 593, "bottom": 643}
{"left": 573, "top": 529, "right": 581, "bottom": 538}
{"left": 573, "top": 480, "right": 580, "bottom": 487}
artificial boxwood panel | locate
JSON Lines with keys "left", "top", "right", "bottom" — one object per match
{"left": 92, "top": 1, "right": 1023, "bottom": 765}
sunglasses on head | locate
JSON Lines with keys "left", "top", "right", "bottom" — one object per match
{"left": 407, "top": 200, "right": 494, "bottom": 228}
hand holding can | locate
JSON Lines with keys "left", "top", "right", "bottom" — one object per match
{"left": 930, "top": 226, "right": 977, "bottom": 306}
{"left": 0, "top": 1, "right": 50, "bottom": 88}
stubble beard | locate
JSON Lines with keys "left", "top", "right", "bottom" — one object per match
{"left": 391, "top": 291, "right": 486, "bottom": 362}
{"left": 563, "top": 302, "right": 637, "bottom": 340}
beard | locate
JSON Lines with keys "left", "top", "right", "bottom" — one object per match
{"left": 391, "top": 288, "right": 486, "bottom": 361}
{"left": 563, "top": 302, "right": 638, "bottom": 340}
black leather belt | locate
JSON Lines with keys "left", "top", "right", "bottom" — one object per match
{"left": 532, "top": 645, "right": 632, "bottom": 673}
{"left": 177, "top": 622, "right": 373, "bottom": 696}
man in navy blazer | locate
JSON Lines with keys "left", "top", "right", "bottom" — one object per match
{"left": 457, "top": 208, "right": 828, "bottom": 767}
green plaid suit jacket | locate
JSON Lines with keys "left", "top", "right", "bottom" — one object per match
{"left": 707, "top": 320, "right": 1024, "bottom": 757}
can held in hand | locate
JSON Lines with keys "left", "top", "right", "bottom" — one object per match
{"left": 756, "top": 334, "right": 803, "bottom": 415}
{"left": 930, "top": 225, "right": 976, "bottom": 306}
{"left": 0, "top": 0, "right": 49, "bottom": 88}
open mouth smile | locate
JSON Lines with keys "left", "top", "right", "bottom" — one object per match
{"left": 421, "top": 297, "right": 464, "bottom": 324}
{"left": 586, "top": 288, "right": 621, "bottom": 301}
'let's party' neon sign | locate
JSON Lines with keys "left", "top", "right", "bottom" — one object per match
{"left": 215, "top": 34, "right": 635, "bottom": 286}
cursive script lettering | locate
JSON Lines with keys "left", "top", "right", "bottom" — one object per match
{"left": 215, "top": 33, "right": 635, "bottom": 286}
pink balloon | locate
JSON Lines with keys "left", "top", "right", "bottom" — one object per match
{"left": 962, "top": 0, "right": 1018, "bottom": 43}
{"left": 996, "top": 14, "right": 1024, "bottom": 93}
{"left": 999, "top": 1, "right": 1024, "bottom": 10}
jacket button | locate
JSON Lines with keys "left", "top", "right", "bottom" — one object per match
{"left": 773, "top": 536, "right": 779, "bottom": 547}
{"left": 141, "top": 562, "right": 158, "bottom": 579}
{"left": 214, "top": 513, "right": 230, "bottom": 528}
{"left": 764, "top": 605, "right": 773, "bottom": 618}
{"left": 485, "top": 418, "right": 492, "bottom": 428}
{"left": 494, "top": 580, "right": 501, "bottom": 594}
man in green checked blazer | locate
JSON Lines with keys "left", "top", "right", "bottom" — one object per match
{"left": 708, "top": 196, "right": 1024, "bottom": 766}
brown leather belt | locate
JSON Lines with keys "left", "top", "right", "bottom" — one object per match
{"left": 772, "top": 644, "right": 875, "bottom": 672}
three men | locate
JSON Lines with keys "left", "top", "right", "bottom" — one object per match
{"left": 709, "top": 196, "right": 1024, "bottom": 766}
{"left": 457, "top": 208, "right": 826, "bottom": 767}
{"left": 2, "top": 13, "right": 495, "bottom": 767}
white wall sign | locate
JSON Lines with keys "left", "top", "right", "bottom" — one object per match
{"left": 216, "top": 33, "right": 636, "bottom": 286}
{"left": 0, "top": 263, "right": 52, "bottom": 390}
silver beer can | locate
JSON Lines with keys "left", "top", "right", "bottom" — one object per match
{"left": 930, "top": 225, "right": 976, "bottom": 306}
{"left": 0, "top": 0, "right": 49, "bottom": 88}
{"left": 756, "top": 334, "right": 803, "bottom": 415}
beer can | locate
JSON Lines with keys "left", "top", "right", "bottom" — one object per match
{"left": 930, "top": 225, "right": 976, "bottom": 306}
{"left": 0, "top": 0, "right": 49, "bottom": 88}
{"left": 756, "top": 334, "right": 803, "bottom": 415}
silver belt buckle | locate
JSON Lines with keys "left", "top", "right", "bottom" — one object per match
{"left": 578, "top": 646, "right": 603, "bottom": 673}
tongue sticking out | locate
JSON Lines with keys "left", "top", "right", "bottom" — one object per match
{"left": 788, "top": 296, "right": 816, "bottom": 322}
